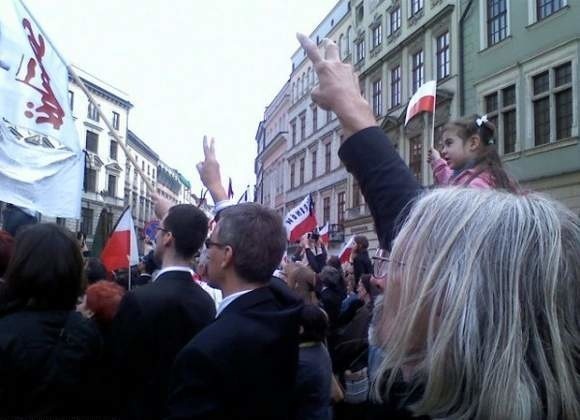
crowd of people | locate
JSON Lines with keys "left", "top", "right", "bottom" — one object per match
{"left": 0, "top": 33, "right": 579, "bottom": 420}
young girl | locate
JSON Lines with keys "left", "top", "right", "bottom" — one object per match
{"left": 427, "top": 114, "right": 518, "bottom": 192}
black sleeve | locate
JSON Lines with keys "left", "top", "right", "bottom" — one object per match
{"left": 305, "top": 248, "right": 324, "bottom": 274}
{"left": 338, "top": 127, "right": 422, "bottom": 250}
{"left": 166, "top": 346, "right": 223, "bottom": 420}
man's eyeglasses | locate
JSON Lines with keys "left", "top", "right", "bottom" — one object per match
{"left": 205, "top": 238, "right": 227, "bottom": 249}
{"left": 372, "top": 248, "right": 391, "bottom": 278}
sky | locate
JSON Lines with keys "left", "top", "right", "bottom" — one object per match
{"left": 23, "top": 0, "right": 337, "bottom": 201}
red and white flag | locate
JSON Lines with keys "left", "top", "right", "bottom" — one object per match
{"left": 284, "top": 194, "right": 318, "bottom": 242}
{"left": 318, "top": 222, "right": 329, "bottom": 245}
{"left": 339, "top": 236, "right": 355, "bottom": 264}
{"left": 101, "top": 207, "right": 140, "bottom": 274}
{"left": 405, "top": 80, "right": 437, "bottom": 126}
{"left": 0, "top": 0, "right": 83, "bottom": 217}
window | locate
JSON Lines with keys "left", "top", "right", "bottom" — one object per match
{"left": 312, "top": 106, "right": 318, "bottom": 132}
{"left": 346, "top": 27, "right": 353, "bottom": 56}
{"left": 80, "top": 208, "right": 94, "bottom": 236}
{"left": 389, "top": 7, "right": 401, "bottom": 34}
{"left": 411, "top": 50, "right": 424, "bottom": 93}
{"left": 411, "top": 0, "right": 424, "bottom": 16}
{"left": 372, "top": 24, "right": 382, "bottom": 49}
{"left": 291, "top": 119, "right": 297, "bottom": 145}
{"left": 337, "top": 192, "right": 346, "bottom": 225}
{"left": 352, "top": 179, "right": 361, "bottom": 207}
{"left": 290, "top": 163, "right": 295, "bottom": 189}
{"left": 325, "top": 142, "right": 332, "bottom": 173}
{"left": 487, "top": 0, "right": 508, "bottom": 46}
{"left": 86, "top": 131, "right": 98, "bottom": 153}
{"left": 299, "top": 158, "right": 305, "bottom": 185}
{"left": 532, "top": 62, "right": 573, "bottom": 146}
{"left": 323, "top": 197, "right": 331, "bottom": 223}
{"left": 484, "top": 85, "right": 517, "bottom": 154}
{"left": 391, "top": 66, "right": 401, "bottom": 108}
{"left": 409, "top": 136, "right": 423, "bottom": 181}
{"left": 87, "top": 102, "right": 99, "bottom": 121}
{"left": 436, "top": 32, "right": 450, "bottom": 80}
{"left": 537, "top": 0, "right": 566, "bottom": 20}
{"left": 108, "top": 174, "right": 117, "bottom": 197}
{"left": 372, "top": 79, "right": 382, "bottom": 116}
{"left": 300, "top": 113, "right": 306, "bottom": 141}
{"left": 109, "top": 140, "right": 118, "bottom": 160}
{"left": 112, "top": 112, "right": 120, "bottom": 130}
{"left": 326, "top": 110, "right": 332, "bottom": 123}
{"left": 338, "top": 35, "right": 344, "bottom": 59}
{"left": 311, "top": 150, "right": 317, "bottom": 179}
{"left": 356, "top": 3, "right": 364, "bottom": 24}
{"left": 355, "top": 39, "right": 365, "bottom": 63}
{"left": 68, "top": 90, "right": 74, "bottom": 111}
{"left": 84, "top": 168, "right": 97, "bottom": 192}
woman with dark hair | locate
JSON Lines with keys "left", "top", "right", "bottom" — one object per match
{"left": 0, "top": 224, "right": 102, "bottom": 416}
{"left": 351, "top": 235, "right": 372, "bottom": 287}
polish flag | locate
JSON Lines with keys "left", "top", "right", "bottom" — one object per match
{"left": 101, "top": 207, "right": 139, "bottom": 274}
{"left": 339, "top": 236, "right": 355, "bottom": 263}
{"left": 405, "top": 80, "right": 437, "bottom": 126}
{"left": 318, "top": 222, "right": 330, "bottom": 245}
{"left": 284, "top": 194, "right": 318, "bottom": 242}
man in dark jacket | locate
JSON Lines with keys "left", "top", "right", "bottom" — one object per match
{"left": 111, "top": 204, "right": 216, "bottom": 420}
{"left": 167, "top": 203, "right": 303, "bottom": 420}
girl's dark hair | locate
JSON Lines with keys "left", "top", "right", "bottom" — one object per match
{"left": 3, "top": 224, "right": 85, "bottom": 311}
{"left": 299, "top": 304, "right": 329, "bottom": 343}
{"left": 443, "top": 114, "right": 519, "bottom": 193}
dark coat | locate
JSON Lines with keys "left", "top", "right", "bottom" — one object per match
{"left": 0, "top": 308, "right": 102, "bottom": 416}
{"left": 338, "top": 127, "right": 422, "bottom": 250}
{"left": 352, "top": 250, "right": 372, "bottom": 285}
{"left": 292, "top": 343, "right": 332, "bottom": 420}
{"left": 111, "top": 269, "right": 216, "bottom": 420}
{"left": 167, "top": 282, "right": 303, "bottom": 420}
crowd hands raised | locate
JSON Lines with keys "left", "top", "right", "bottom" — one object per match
{"left": 0, "top": 34, "right": 578, "bottom": 420}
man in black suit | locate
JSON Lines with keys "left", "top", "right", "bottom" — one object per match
{"left": 167, "top": 203, "right": 303, "bottom": 420}
{"left": 111, "top": 204, "right": 216, "bottom": 420}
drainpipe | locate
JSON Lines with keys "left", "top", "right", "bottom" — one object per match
{"left": 459, "top": 0, "right": 474, "bottom": 116}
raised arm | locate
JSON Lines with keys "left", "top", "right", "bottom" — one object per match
{"left": 297, "top": 34, "right": 421, "bottom": 249}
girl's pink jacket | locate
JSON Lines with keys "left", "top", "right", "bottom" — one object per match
{"left": 431, "top": 158, "right": 494, "bottom": 189}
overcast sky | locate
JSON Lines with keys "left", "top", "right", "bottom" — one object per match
{"left": 24, "top": 0, "right": 336, "bottom": 200}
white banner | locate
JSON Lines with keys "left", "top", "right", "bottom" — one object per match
{"left": 0, "top": 0, "right": 83, "bottom": 217}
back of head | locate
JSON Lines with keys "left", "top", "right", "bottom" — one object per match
{"left": 377, "top": 187, "right": 580, "bottom": 419}
{"left": 217, "top": 203, "right": 287, "bottom": 283}
{"left": 85, "top": 257, "right": 107, "bottom": 284}
{"left": 164, "top": 204, "right": 209, "bottom": 260}
{"left": 288, "top": 265, "right": 316, "bottom": 304}
{"left": 299, "top": 304, "right": 329, "bottom": 343}
{"left": 326, "top": 255, "right": 342, "bottom": 271}
{"left": 0, "top": 230, "right": 14, "bottom": 278}
{"left": 354, "top": 235, "right": 369, "bottom": 251}
{"left": 4, "top": 224, "right": 84, "bottom": 310}
{"left": 85, "top": 280, "right": 125, "bottom": 324}
{"left": 319, "top": 266, "right": 341, "bottom": 290}
{"left": 142, "top": 250, "right": 158, "bottom": 274}
{"left": 444, "top": 114, "right": 517, "bottom": 192}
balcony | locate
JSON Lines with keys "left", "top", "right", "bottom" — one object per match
{"left": 329, "top": 224, "right": 345, "bottom": 243}
{"left": 345, "top": 204, "right": 371, "bottom": 221}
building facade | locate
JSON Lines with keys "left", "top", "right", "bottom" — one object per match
{"left": 255, "top": 82, "right": 290, "bottom": 216}
{"left": 462, "top": 0, "right": 580, "bottom": 214}
{"left": 284, "top": 0, "right": 352, "bottom": 253}
{"left": 125, "top": 129, "right": 158, "bottom": 250}
{"left": 156, "top": 159, "right": 182, "bottom": 206}
{"left": 70, "top": 66, "right": 133, "bottom": 248}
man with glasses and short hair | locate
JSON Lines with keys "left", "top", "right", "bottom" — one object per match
{"left": 111, "top": 203, "right": 216, "bottom": 420}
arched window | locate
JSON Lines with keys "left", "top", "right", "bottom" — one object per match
{"left": 338, "top": 34, "right": 344, "bottom": 59}
{"left": 346, "top": 26, "right": 353, "bottom": 55}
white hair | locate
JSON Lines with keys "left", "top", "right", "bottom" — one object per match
{"left": 374, "top": 187, "right": 580, "bottom": 420}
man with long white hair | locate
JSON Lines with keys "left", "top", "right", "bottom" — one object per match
{"left": 297, "top": 34, "right": 580, "bottom": 420}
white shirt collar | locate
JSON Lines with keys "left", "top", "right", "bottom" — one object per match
{"left": 153, "top": 266, "right": 194, "bottom": 282}
{"left": 216, "top": 289, "right": 253, "bottom": 317}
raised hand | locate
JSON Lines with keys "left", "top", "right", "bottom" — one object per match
{"left": 196, "top": 136, "right": 228, "bottom": 203}
{"left": 296, "top": 33, "right": 376, "bottom": 138}
{"left": 427, "top": 147, "right": 441, "bottom": 164}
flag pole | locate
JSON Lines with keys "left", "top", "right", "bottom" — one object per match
{"left": 128, "top": 256, "right": 132, "bottom": 291}
{"left": 17, "top": 0, "right": 155, "bottom": 196}
{"left": 431, "top": 96, "right": 437, "bottom": 148}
